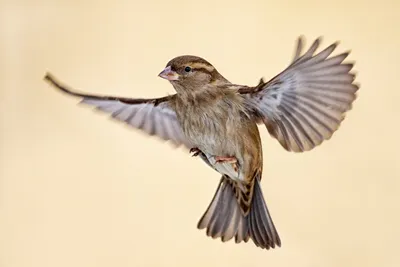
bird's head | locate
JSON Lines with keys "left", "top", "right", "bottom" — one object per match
{"left": 158, "top": 55, "right": 228, "bottom": 93}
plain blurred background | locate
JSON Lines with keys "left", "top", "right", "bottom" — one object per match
{"left": 1, "top": 0, "right": 399, "bottom": 266}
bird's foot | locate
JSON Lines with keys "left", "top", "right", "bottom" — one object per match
{"left": 214, "top": 156, "right": 237, "bottom": 164}
{"left": 189, "top": 147, "right": 202, "bottom": 157}
{"left": 214, "top": 156, "right": 239, "bottom": 173}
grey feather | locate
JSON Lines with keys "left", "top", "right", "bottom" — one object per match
{"left": 197, "top": 176, "right": 280, "bottom": 249}
{"left": 80, "top": 99, "right": 192, "bottom": 148}
{"left": 243, "top": 37, "right": 359, "bottom": 152}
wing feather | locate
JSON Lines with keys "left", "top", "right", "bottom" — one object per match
{"left": 241, "top": 36, "right": 359, "bottom": 152}
{"left": 44, "top": 73, "right": 192, "bottom": 148}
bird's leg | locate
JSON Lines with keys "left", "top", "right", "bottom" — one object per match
{"left": 190, "top": 148, "right": 240, "bottom": 173}
{"left": 189, "top": 147, "right": 202, "bottom": 157}
{"left": 214, "top": 156, "right": 237, "bottom": 164}
{"left": 214, "top": 156, "right": 239, "bottom": 173}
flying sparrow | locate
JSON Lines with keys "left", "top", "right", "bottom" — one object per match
{"left": 44, "top": 36, "right": 358, "bottom": 250}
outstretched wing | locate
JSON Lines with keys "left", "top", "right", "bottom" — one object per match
{"left": 241, "top": 36, "right": 359, "bottom": 152}
{"left": 44, "top": 73, "right": 192, "bottom": 148}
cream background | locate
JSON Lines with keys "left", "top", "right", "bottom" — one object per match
{"left": 1, "top": 1, "right": 399, "bottom": 266}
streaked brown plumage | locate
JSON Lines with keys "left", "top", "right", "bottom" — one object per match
{"left": 44, "top": 36, "right": 359, "bottom": 250}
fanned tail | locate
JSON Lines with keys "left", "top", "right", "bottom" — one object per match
{"left": 197, "top": 175, "right": 281, "bottom": 250}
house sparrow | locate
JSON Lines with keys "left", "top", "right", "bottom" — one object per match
{"left": 44, "top": 36, "right": 358, "bottom": 250}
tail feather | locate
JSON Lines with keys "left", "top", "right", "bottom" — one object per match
{"left": 198, "top": 178, "right": 241, "bottom": 239}
{"left": 197, "top": 176, "right": 281, "bottom": 249}
{"left": 235, "top": 216, "right": 250, "bottom": 243}
{"left": 249, "top": 179, "right": 280, "bottom": 248}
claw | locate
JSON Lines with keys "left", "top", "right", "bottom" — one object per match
{"left": 190, "top": 147, "right": 202, "bottom": 157}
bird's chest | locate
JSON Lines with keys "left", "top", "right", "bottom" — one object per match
{"left": 174, "top": 95, "right": 246, "bottom": 153}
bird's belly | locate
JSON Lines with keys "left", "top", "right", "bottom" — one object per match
{"left": 186, "top": 128, "right": 224, "bottom": 153}
{"left": 173, "top": 93, "right": 256, "bottom": 181}
{"left": 182, "top": 112, "right": 238, "bottom": 155}
{"left": 180, "top": 109, "right": 251, "bottom": 181}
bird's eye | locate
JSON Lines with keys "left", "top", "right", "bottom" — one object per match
{"left": 184, "top": 66, "right": 192, "bottom": 72}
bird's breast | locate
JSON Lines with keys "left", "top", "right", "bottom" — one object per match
{"left": 174, "top": 94, "right": 249, "bottom": 156}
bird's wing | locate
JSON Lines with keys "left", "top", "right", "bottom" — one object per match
{"left": 44, "top": 73, "right": 192, "bottom": 148}
{"left": 240, "top": 36, "right": 359, "bottom": 152}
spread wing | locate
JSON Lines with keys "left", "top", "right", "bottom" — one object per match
{"left": 44, "top": 73, "right": 192, "bottom": 148}
{"left": 241, "top": 36, "right": 359, "bottom": 152}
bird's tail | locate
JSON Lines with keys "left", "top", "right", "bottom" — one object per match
{"left": 197, "top": 175, "right": 281, "bottom": 249}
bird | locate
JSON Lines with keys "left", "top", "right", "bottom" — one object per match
{"left": 44, "top": 36, "right": 359, "bottom": 250}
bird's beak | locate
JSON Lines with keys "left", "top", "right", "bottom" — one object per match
{"left": 158, "top": 66, "right": 179, "bottom": 81}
